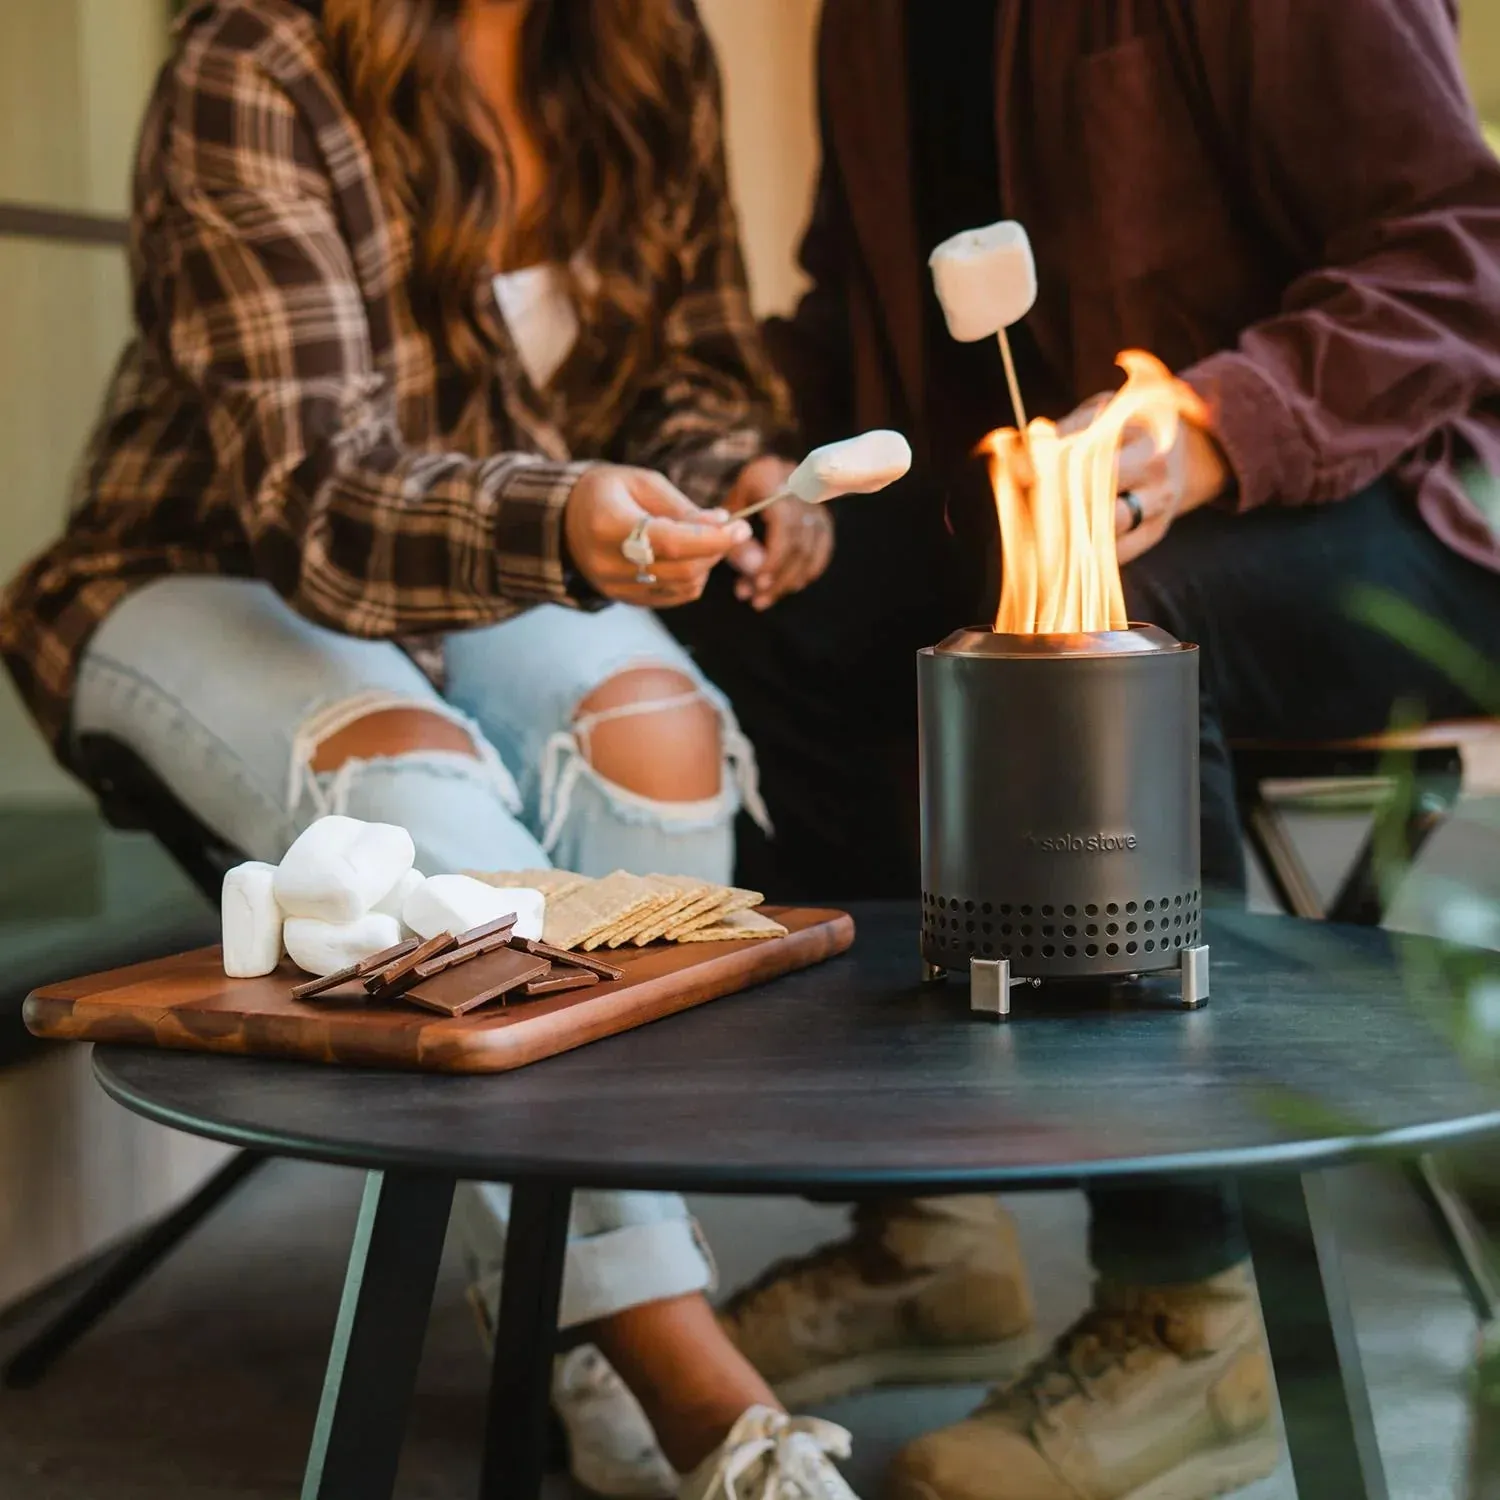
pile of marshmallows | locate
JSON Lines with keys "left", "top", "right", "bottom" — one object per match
{"left": 222, "top": 815, "right": 544, "bottom": 979}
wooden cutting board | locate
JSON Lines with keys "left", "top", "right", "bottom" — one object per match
{"left": 24, "top": 907, "right": 854, "bottom": 1074}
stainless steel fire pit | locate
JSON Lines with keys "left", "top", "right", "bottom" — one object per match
{"left": 918, "top": 623, "right": 1209, "bottom": 1016}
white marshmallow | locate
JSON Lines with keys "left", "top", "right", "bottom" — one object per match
{"left": 373, "top": 867, "right": 426, "bottom": 933}
{"left": 283, "top": 912, "right": 403, "bottom": 978}
{"left": 928, "top": 220, "right": 1038, "bottom": 342}
{"left": 403, "top": 874, "right": 546, "bottom": 943}
{"left": 221, "top": 862, "right": 283, "bottom": 978}
{"left": 274, "top": 816, "right": 416, "bottom": 924}
{"left": 786, "top": 431, "right": 913, "bottom": 504}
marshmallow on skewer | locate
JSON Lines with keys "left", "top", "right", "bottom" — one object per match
{"left": 284, "top": 912, "right": 403, "bottom": 978}
{"left": 786, "top": 431, "right": 913, "bottom": 504}
{"left": 222, "top": 861, "right": 283, "bottom": 978}
{"left": 403, "top": 874, "right": 546, "bottom": 943}
{"left": 928, "top": 220, "right": 1038, "bottom": 342}
{"left": 735, "top": 430, "right": 912, "bottom": 520}
{"left": 273, "top": 816, "right": 416, "bottom": 924}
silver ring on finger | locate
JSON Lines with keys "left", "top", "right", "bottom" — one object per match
{"left": 634, "top": 569, "right": 658, "bottom": 586}
{"left": 621, "top": 518, "right": 656, "bottom": 570}
{"left": 1122, "top": 491, "right": 1145, "bottom": 533}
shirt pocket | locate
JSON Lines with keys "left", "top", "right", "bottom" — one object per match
{"left": 1074, "top": 35, "right": 1239, "bottom": 289}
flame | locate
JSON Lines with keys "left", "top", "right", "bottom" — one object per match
{"left": 979, "top": 350, "right": 1208, "bottom": 635}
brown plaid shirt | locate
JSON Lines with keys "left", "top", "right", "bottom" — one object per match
{"left": 1, "top": 0, "right": 790, "bottom": 759}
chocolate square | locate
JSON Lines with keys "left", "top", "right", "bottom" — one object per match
{"left": 290, "top": 937, "right": 420, "bottom": 1001}
{"left": 403, "top": 948, "right": 552, "bottom": 1017}
{"left": 521, "top": 965, "right": 601, "bottom": 997}
{"left": 364, "top": 932, "right": 456, "bottom": 997}
{"left": 510, "top": 937, "right": 624, "bottom": 981}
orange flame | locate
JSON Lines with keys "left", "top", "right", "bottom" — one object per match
{"left": 979, "top": 350, "right": 1208, "bottom": 635}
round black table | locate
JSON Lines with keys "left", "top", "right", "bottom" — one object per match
{"left": 93, "top": 905, "right": 1500, "bottom": 1500}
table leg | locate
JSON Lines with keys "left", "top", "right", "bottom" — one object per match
{"left": 479, "top": 1181, "right": 573, "bottom": 1500}
{"left": 301, "top": 1170, "right": 455, "bottom": 1500}
{"left": 1239, "top": 1170, "right": 1389, "bottom": 1500}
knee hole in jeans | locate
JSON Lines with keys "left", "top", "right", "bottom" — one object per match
{"left": 574, "top": 667, "right": 722, "bottom": 803}
{"left": 308, "top": 706, "right": 481, "bottom": 773}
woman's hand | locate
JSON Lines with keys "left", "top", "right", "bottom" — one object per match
{"left": 1058, "top": 397, "right": 1231, "bottom": 565}
{"left": 563, "top": 465, "right": 752, "bottom": 608}
{"left": 724, "top": 455, "right": 836, "bottom": 611}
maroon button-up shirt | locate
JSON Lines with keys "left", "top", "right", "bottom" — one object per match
{"left": 768, "top": 0, "right": 1500, "bottom": 573}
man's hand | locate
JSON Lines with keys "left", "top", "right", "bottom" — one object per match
{"left": 563, "top": 464, "right": 751, "bottom": 609}
{"left": 1058, "top": 397, "right": 1231, "bottom": 564}
{"left": 724, "top": 455, "right": 836, "bottom": 611}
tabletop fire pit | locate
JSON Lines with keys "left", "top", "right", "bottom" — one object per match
{"left": 917, "top": 352, "right": 1211, "bottom": 1017}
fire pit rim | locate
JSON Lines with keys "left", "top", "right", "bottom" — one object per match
{"left": 927, "top": 623, "right": 1193, "bottom": 660}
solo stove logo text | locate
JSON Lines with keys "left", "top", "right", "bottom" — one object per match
{"left": 1024, "top": 832, "right": 1138, "bottom": 853}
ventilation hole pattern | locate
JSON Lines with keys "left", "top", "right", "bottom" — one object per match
{"left": 921, "top": 888, "right": 1203, "bottom": 970}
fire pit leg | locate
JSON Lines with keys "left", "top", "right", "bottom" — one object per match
{"left": 922, "top": 962, "right": 948, "bottom": 985}
{"left": 970, "top": 958, "right": 1015, "bottom": 1019}
{"left": 1180, "top": 945, "right": 1210, "bottom": 1009}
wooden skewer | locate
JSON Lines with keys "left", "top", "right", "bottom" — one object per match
{"left": 997, "top": 327, "right": 1029, "bottom": 431}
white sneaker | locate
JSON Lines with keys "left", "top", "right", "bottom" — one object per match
{"left": 553, "top": 1344, "right": 680, "bottom": 1500}
{"left": 678, "top": 1406, "right": 860, "bottom": 1500}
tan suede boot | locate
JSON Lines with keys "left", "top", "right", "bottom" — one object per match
{"left": 886, "top": 1263, "right": 1278, "bottom": 1500}
{"left": 718, "top": 1197, "right": 1036, "bottom": 1407}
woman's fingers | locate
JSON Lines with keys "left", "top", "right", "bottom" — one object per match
{"left": 623, "top": 468, "right": 711, "bottom": 523}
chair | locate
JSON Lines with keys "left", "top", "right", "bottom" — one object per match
{"left": 2, "top": 735, "right": 269, "bottom": 1389}
{"left": 1232, "top": 719, "right": 1500, "bottom": 1325}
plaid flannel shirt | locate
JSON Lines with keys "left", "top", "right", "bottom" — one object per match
{"left": 1, "top": 0, "right": 790, "bottom": 759}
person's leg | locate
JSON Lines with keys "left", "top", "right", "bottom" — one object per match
{"left": 1102, "top": 478, "right": 1500, "bottom": 1291}
{"left": 444, "top": 600, "right": 770, "bottom": 883}
{"left": 70, "top": 576, "right": 537, "bottom": 875}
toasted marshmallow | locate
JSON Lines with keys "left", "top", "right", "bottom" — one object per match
{"left": 221, "top": 862, "right": 283, "bottom": 978}
{"left": 284, "top": 912, "right": 403, "bottom": 978}
{"left": 403, "top": 874, "right": 546, "bottom": 943}
{"left": 787, "top": 431, "right": 913, "bottom": 504}
{"left": 928, "top": 220, "right": 1038, "bottom": 342}
{"left": 274, "top": 816, "right": 416, "bottom": 924}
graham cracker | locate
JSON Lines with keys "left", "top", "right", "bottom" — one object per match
{"left": 607, "top": 874, "right": 714, "bottom": 948}
{"left": 586, "top": 875, "right": 680, "bottom": 950}
{"left": 544, "top": 871, "right": 659, "bottom": 952}
{"left": 632, "top": 882, "right": 729, "bottom": 946}
{"left": 677, "top": 909, "right": 788, "bottom": 943}
{"left": 467, "top": 868, "right": 589, "bottom": 902}
{"left": 664, "top": 886, "right": 765, "bottom": 941}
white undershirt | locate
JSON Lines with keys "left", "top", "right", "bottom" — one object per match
{"left": 492, "top": 263, "right": 579, "bottom": 390}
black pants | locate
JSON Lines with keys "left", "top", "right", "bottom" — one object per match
{"left": 672, "top": 477, "right": 1500, "bottom": 1280}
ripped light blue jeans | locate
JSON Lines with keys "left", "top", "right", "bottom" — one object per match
{"left": 73, "top": 575, "right": 767, "bottom": 1326}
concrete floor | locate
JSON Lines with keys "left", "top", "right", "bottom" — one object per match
{"left": 0, "top": 798, "right": 1497, "bottom": 1498}
{"left": 0, "top": 1159, "right": 1479, "bottom": 1498}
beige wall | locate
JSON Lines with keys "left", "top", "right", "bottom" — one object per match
{"left": 1465, "top": 2, "right": 1500, "bottom": 122}
{"left": 698, "top": 0, "right": 822, "bottom": 318}
{"left": 0, "top": 0, "right": 167, "bottom": 807}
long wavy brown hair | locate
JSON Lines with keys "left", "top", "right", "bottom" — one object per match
{"left": 323, "top": 0, "right": 699, "bottom": 395}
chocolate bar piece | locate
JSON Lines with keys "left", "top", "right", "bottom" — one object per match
{"left": 413, "top": 920, "right": 517, "bottom": 979}
{"left": 522, "top": 965, "right": 601, "bottom": 997}
{"left": 454, "top": 914, "right": 519, "bottom": 946}
{"left": 403, "top": 947, "right": 552, "bottom": 1017}
{"left": 290, "top": 937, "right": 420, "bottom": 1001}
{"left": 510, "top": 936, "right": 624, "bottom": 982}
{"left": 364, "top": 932, "right": 456, "bottom": 997}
